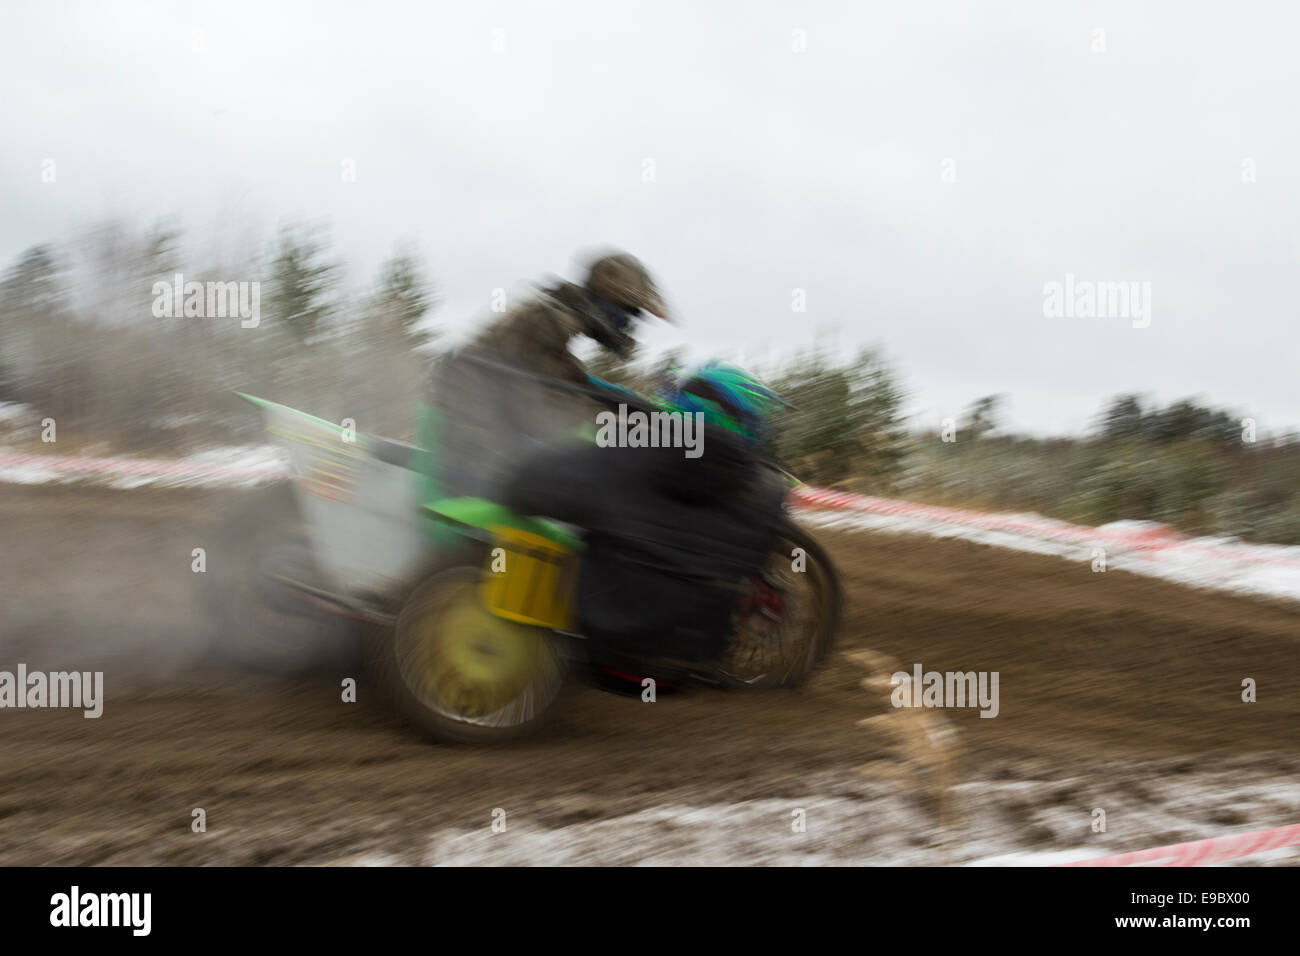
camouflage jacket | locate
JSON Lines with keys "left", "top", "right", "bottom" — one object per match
{"left": 470, "top": 282, "right": 597, "bottom": 385}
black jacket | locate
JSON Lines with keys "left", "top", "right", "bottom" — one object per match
{"left": 502, "top": 426, "right": 788, "bottom": 657}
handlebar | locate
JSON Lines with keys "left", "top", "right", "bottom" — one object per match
{"left": 455, "top": 349, "right": 663, "bottom": 415}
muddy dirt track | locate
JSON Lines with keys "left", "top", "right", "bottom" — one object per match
{"left": 2, "top": 485, "right": 1298, "bottom": 865}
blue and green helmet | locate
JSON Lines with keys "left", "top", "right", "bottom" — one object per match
{"left": 664, "top": 362, "right": 789, "bottom": 442}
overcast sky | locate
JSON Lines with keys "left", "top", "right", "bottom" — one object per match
{"left": 3, "top": 0, "right": 1297, "bottom": 435}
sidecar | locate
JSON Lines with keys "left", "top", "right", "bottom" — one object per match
{"left": 238, "top": 392, "right": 446, "bottom": 611}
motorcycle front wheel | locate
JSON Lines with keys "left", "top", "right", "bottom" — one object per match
{"left": 716, "top": 520, "right": 842, "bottom": 689}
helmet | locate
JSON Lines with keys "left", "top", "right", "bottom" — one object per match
{"left": 668, "top": 362, "right": 788, "bottom": 441}
{"left": 584, "top": 253, "right": 671, "bottom": 320}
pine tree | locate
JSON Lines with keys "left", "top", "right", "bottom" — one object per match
{"left": 372, "top": 248, "right": 436, "bottom": 347}
{"left": 269, "top": 225, "right": 338, "bottom": 345}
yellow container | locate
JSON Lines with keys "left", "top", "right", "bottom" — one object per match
{"left": 482, "top": 526, "right": 578, "bottom": 630}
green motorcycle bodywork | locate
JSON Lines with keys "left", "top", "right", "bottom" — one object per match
{"left": 424, "top": 496, "right": 584, "bottom": 552}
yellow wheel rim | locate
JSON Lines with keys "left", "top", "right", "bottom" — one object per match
{"left": 399, "top": 575, "right": 561, "bottom": 725}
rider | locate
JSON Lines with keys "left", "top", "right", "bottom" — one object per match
{"left": 470, "top": 250, "right": 673, "bottom": 383}
{"left": 501, "top": 363, "right": 790, "bottom": 669}
{"left": 427, "top": 250, "right": 672, "bottom": 497}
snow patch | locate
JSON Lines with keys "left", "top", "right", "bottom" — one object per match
{"left": 416, "top": 767, "right": 1300, "bottom": 867}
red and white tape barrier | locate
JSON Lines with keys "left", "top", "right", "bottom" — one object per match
{"left": 1057, "top": 823, "right": 1300, "bottom": 867}
{"left": 792, "top": 484, "right": 1300, "bottom": 570}
{"left": 794, "top": 486, "right": 1177, "bottom": 550}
